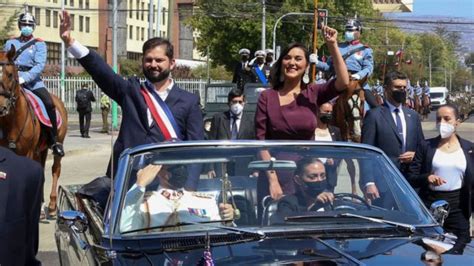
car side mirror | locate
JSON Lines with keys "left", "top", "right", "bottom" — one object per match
{"left": 58, "top": 210, "right": 89, "bottom": 233}
{"left": 430, "top": 200, "right": 449, "bottom": 226}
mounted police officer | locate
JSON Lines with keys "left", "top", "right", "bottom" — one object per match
{"left": 3, "top": 11, "right": 64, "bottom": 156}
{"left": 316, "top": 18, "right": 378, "bottom": 108}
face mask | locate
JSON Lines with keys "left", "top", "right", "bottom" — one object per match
{"left": 319, "top": 113, "right": 333, "bottom": 124}
{"left": 437, "top": 122, "right": 455, "bottom": 139}
{"left": 344, "top": 31, "right": 355, "bottom": 42}
{"left": 21, "top": 26, "right": 34, "bottom": 36}
{"left": 241, "top": 55, "right": 249, "bottom": 62}
{"left": 230, "top": 103, "right": 243, "bottom": 115}
{"left": 303, "top": 179, "right": 328, "bottom": 197}
{"left": 391, "top": 90, "right": 406, "bottom": 104}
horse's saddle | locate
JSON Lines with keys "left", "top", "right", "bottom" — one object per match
{"left": 23, "top": 89, "right": 63, "bottom": 128}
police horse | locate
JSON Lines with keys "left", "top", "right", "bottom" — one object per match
{"left": 0, "top": 47, "right": 67, "bottom": 218}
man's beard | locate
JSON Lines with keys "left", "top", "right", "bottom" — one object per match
{"left": 143, "top": 67, "right": 171, "bottom": 83}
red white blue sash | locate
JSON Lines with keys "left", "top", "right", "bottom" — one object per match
{"left": 140, "top": 82, "right": 180, "bottom": 140}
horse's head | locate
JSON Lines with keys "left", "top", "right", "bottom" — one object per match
{"left": 347, "top": 74, "right": 368, "bottom": 92}
{"left": 0, "top": 47, "right": 19, "bottom": 117}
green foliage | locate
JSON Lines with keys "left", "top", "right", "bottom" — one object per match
{"left": 118, "top": 58, "right": 142, "bottom": 77}
{"left": 191, "top": 64, "right": 233, "bottom": 80}
{"left": 0, "top": 10, "right": 20, "bottom": 46}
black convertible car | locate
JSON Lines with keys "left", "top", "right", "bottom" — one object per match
{"left": 55, "top": 141, "right": 473, "bottom": 265}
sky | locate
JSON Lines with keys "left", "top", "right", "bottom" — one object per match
{"left": 390, "top": 0, "right": 474, "bottom": 19}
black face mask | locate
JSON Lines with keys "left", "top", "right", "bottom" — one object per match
{"left": 319, "top": 113, "right": 333, "bottom": 124}
{"left": 391, "top": 90, "right": 406, "bottom": 104}
{"left": 303, "top": 179, "right": 328, "bottom": 197}
{"left": 241, "top": 55, "right": 249, "bottom": 62}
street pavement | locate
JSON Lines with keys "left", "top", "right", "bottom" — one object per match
{"left": 37, "top": 111, "right": 473, "bottom": 264}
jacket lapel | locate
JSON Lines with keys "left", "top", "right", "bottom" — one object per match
{"left": 223, "top": 111, "right": 231, "bottom": 139}
{"left": 164, "top": 84, "right": 180, "bottom": 108}
{"left": 459, "top": 136, "right": 473, "bottom": 186}
{"left": 381, "top": 105, "right": 402, "bottom": 143}
{"left": 402, "top": 107, "right": 414, "bottom": 149}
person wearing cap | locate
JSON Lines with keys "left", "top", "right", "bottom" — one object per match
{"left": 232, "top": 48, "right": 256, "bottom": 91}
{"left": 265, "top": 49, "right": 274, "bottom": 67}
{"left": 250, "top": 50, "right": 271, "bottom": 85}
{"left": 120, "top": 164, "right": 235, "bottom": 232}
{"left": 316, "top": 18, "right": 378, "bottom": 109}
{"left": 3, "top": 11, "right": 65, "bottom": 156}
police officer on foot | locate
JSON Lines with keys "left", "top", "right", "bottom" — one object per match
{"left": 3, "top": 11, "right": 64, "bottom": 156}
{"left": 232, "top": 48, "right": 254, "bottom": 91}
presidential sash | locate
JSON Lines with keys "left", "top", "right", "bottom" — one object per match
{"left": 140, "top": 82, "right": 180, "bottom": 140}
{"left": 254, "top": 65, "right": 268, "bottom": 86}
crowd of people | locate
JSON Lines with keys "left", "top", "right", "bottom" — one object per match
{"left": 1, "top": 9, "right": 472, "bottom": 265}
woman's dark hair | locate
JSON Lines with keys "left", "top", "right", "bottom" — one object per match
{"left": 383, "top": 71, "right": 407, "bottom": 88}
{"left": 295, "top": 158, "right": 324, "bottom": 177}
{"left": 227, "top": 88, "right": 245, "bottom": 103}
{"left": 142, "top": 37, "right": 174, "bottom": 59}
{"left": 270, "top": 42, "right": 310, "bottom": 90}
{"left": 437, "top": 103, "right": 460, "bottom": 120}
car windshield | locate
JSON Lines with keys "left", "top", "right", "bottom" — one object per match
{"left": 117, "top": 143, "right": 435, "bottom": 236}
{"left": 430, "top": 92, "right": 444, "bottom": 98}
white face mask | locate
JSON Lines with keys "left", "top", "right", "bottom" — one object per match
{"left": 230, "top": 103, "right": 244, "bottom": 115}
{"left": 436, "top": 122, "right": 455, "bottom": 139}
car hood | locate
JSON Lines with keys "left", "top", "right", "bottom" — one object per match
{"left": 113, "top": 235, "right": 474, "bottom": 265}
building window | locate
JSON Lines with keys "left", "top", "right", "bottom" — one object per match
{"left": 141, "top": 2, "right": 144, "bottom": 21}
{"left": 85, "top": 17, "right": 90, "bottom": 33}
{"left": 153, "top": 5, "right": 156, "bottom": 23}
{"left": 65, "top": 0, "right": 68, "bottom": 5}
{"left": 45, "top": 10, "right": 51, "bottom": 27}
{"left": 136, "top": 26, "right": 140, "bottom": 40}
{"left": 129, "top": 25, "right": 133, "bottom": 39}
{"left": 27, "top": 6, "right": 33, "bottom": 14}
{"left": 86, "top": 0, "right": 89, "bottom": 9}
{"left": 53, "top": 0, "right": 58, "bottom": 3}
{"left": 129, "top": 0, "right": 132, "bottom": 18}
{"left": 136, "top": 0, "right": 139, "bottom": 19}
{"left": 34, "top": 8, "right": 41, "bottom": 26}
{"left": 162, "top": 8, "right": 166, "bottom": 25}
{"left": 79, "top": 0, "right": 83, "bottom": 8}
{"left": 53, "top": 11, "right": 58, "bottom": 28}
{"left": 70, "top": 0, "right": 74, "bottom": 7}
{"left": 46, "top": 42, "right": 61, "bottom": 65}
{"left": 70, "top": 14, "right": 75, "bottom": 30}
{"left": 141, "top": 27, "right": 144, "bottom": 41}
{"left": 79, "top": 15, "right": 84, "bottom": 32}
{"left": 153, "top": 29, "right": 155, "bottom": 37}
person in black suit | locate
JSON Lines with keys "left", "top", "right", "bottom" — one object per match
{"left": 232, "top": 48, "right": 256, "bottom": 91}
{"left": 208, "top": 88, "right": 256, "bottom": 177}
{"left": 408, "top": 104, "right": 473, "bottom": 255}
{"left": 361, "top": 71, "right": 424, "bottom": 205}
{"left": 59, "top": 11, "right": 204, "bottom": 189}
{"left": 75, "top": 83, "right": 96, "bottom": 138}
{"left": 0, "top": 147, "right": 44, "bottom": 265}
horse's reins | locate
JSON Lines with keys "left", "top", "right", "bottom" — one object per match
{"left": 0, "top": 61, "right": 37, "bottom": 150}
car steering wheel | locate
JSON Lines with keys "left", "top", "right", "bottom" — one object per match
{"left": 309, "top": 193, "right": 371, "bottom": 212}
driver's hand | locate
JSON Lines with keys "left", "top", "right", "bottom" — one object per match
{"left": 364, "top": 184, "right": 380, "bottom": 203}
{"left": 136, "top": 164, "right": 162, "bottom": 188}
{"left": 316, "top": 192, "right": 334, "bottom": 204}
{"left": 207, "top": 170, "right": 216, "bottom": 178}
{"left": 219, "top": 203, "right": 234, "bottom": 220}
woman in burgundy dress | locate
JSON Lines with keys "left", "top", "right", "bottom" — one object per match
{"left": 255, "top": 26, "right": 349, "bottom": 210}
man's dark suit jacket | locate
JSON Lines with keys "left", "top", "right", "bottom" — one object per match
{"left": 208, "top": 111, "right": 256, "bottom": 176}
{"left": 209, "top": 111, "right": 256, "bottom": 140}
{"left": 77, "top": 50, "right": 204, "bottom": 181}
{"left": 361, "top": 104, "right": 424, "bottom": 183}
{"left": 0, "top": 147, "right": 44, "bottom": 266}
{"left": 407, "top": 136, "right": 473, "bottom": 221}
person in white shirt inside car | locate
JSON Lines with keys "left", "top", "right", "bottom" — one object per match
{"left": 120, "top": 164, "right": 234, "bottom": 232}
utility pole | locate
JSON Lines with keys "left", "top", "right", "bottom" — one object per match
{"left": 148, "top": 0, "right": 154, "bottom": 38}
{"left": 429, "top": 49, "right": 432, "bottom": 85}
{"left": 311, "top": 0, "right": 318, "bottom": 82}
{"left": 156, "top": 0, "right": 161, "bottom": 37}
{"left": 111, "top": 0, "right": 118, "bottom": 129}
{"left": 261, "top": 0, "right": 266, "bottom": 50}
{"left": 60, "top": 0, "right": 65, "bottom": 102}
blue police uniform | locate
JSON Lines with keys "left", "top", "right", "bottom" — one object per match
{"left": 4, "top": 37, "right": 47, "bottom": 91}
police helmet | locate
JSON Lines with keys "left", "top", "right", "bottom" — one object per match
{"left": 345, "top": 19, "right": 362, "bottom": 33}
{"left": 18, "top": 12, "right": 36, "bottom": 29}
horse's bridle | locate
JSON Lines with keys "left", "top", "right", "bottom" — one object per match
{"left": 0, "top": 61, "right": 19, "bottom": 114}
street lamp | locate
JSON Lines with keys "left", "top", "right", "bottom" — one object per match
{"left": 272, "top": 12, "right": 313, "bottom": 59}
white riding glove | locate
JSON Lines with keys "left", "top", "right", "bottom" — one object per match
{"left": 309, "top": 53, "right": 318, "bottom": 64}
{"left": 351, "top": 74, "right": 361, "bottom": 80}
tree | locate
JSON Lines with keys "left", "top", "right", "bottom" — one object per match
{"left": 190, "top": 0, "right": 377, "bottom": 71}
{"left": 0, "top": 10, "right": 20, "bottom": 46}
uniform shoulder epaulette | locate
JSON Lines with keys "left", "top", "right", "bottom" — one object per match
{"left": 191, "top": 192, "right": 213, "bottom": 199}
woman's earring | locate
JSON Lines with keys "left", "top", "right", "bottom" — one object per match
{"left": 302, "top": 66, "right": 310, "bottom": 84}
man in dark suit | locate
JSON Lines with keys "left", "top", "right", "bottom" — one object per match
{"left": 361, "top": 71, "right": 424, "bottom": 204}
{"left": 0, "top": 147, "right": 44, "bottom": 265}
{"left": 232, "top": 48, "right": 255, "bottom": 91}
{"left": 75, "top": 83, "right": 96, "bottom": 138}
{"left": 208, "top": 88, "right": 256, "bottom": 177}
{"left": 59, "top": 11, "right": 204, "bottom": 189}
